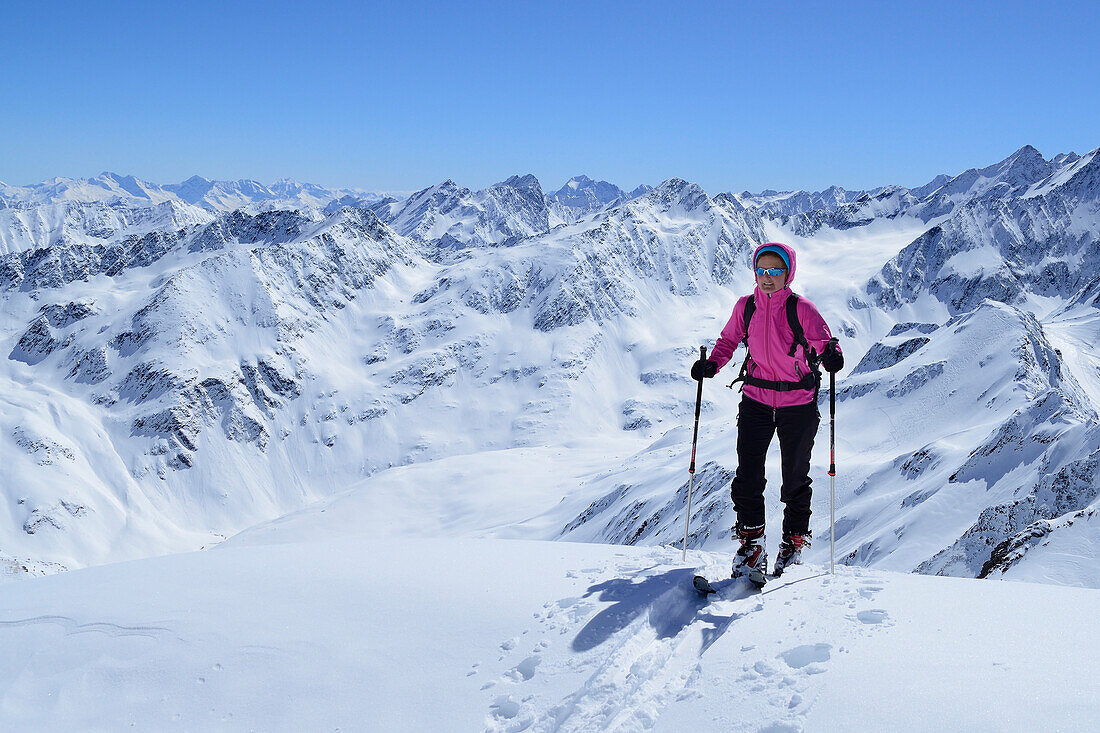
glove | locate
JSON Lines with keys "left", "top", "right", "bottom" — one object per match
{"left": 691, "top": 358, "right": 718, "bottom": 380}
{"left": 821, "top": 338, "right": 844, "bottom": 373}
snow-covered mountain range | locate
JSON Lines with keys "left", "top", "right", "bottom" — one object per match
{"left": 2, "top": 145, "right": 1098, "bottom": 592}
{"left": 0, "top": 172, "right": 396, "bottom": 213}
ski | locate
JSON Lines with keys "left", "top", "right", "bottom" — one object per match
{"left": 745, "top": 568, "right": 768, "bottom": 589}
{"left": 692, "top": 575, "right": 717, "bottom": 595}
{"left": 692, "top": 573, "right": 767, "bottom": 596}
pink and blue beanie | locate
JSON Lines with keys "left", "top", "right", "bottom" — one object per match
{"left": 754, "top": 244, "right": 790, "bottom": 271}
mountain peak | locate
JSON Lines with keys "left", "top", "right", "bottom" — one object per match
{"left": 551, "top": 176, "right": 625, "bottom": 210}
{"left": 497, "top": 174, "right": 542, "bottom": 191}
{"left": 652, "top": 177, "right": 706, "bottom": 198}
{"left": 1008, "top": 144, "right": 1043, "bottom": 160}
{"left": 643, "top": 178, "right": 710, "bottom": 211}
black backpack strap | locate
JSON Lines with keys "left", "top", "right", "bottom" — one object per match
{"left": 742, "top": 296, "right": 756, "bottom": 347}
{"left": 785, "top": 293, "right": 807, "bottom": 358}
{"left": 728, "top": 296, "right": 756, "bottom": 392}
{"left": 785, "top": 292, "right": 823, "bottom": 405}
{"left": 786, "top": 292, "right": 823, "bottom": 369}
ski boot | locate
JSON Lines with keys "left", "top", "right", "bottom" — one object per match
{"left": 732, "top": 523, "right": 768, "bottom": 588}
{"left": 773, "top": 532, "right": 810, "bottom": 577}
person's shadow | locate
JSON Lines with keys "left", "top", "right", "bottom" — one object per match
{"left": 571, "top": 567, "right": 740, "bottom": 655}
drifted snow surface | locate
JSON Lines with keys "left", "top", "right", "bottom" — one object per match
{"left": 1, "top": 516, "right": 1096, "bottom": 731}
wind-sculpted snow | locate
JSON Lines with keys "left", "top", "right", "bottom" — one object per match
{"left": 2, "top": 535, "right": 1097, "bottom": 730}
{"left": 921, "top": 444, "right": 1100, "bottom": 579}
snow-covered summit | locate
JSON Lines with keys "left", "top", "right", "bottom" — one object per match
{"left": 1, "top": 528, "right": 1096, "bottom": 730}
{"left": 551, "top": 175, "right": 628, "bottom": 211}
{"left": 374, "top": 175, "right": 552, "bottom": 249}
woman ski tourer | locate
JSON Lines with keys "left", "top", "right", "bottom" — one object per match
{"left": 691, "top": 242, "right": 843, "bottom": 587}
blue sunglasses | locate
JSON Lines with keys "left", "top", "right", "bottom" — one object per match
{"left": 755, "top": 267, "right": 787, "bottom": 277}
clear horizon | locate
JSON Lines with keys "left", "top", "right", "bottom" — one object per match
{"left": 2, "top": 1, "right": 1097, "bottom": 194}
{"left": 0, "top": 142, "right": 1086, "bottom": 199}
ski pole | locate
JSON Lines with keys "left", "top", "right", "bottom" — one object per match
{"left": 683, "top": 345, "right": 707, "bottom": 562}
{"left": 829, "top": 369, "right": 836, "bottom": 574}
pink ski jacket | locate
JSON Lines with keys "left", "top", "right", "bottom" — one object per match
{"left": 709, "top": 242, "right": 837, "bottom": 409}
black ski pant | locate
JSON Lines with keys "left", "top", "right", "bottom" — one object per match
{"left": 731, "top": 396, "right": 820, "bottom": 537}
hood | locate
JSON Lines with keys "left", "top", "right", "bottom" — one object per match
{"left": 752, "top": 241, "right": 797, "bottom": 286}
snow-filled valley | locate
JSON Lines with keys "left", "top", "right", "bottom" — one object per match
{"left": 2, "top": 147, "right": 1099, "bottom": 730}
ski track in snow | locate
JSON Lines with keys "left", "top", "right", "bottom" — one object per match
{"left": 481, "top": 548, "right": 889, "bottom": 733}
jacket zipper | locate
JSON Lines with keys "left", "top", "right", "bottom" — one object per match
{"left": 764, "top": 292, "right": 776, "bottom": 409}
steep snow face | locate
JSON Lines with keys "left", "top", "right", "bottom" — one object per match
{"left": 836, "top": 302, "right": 1098, "bottom": 575}
{"left": 866, "top": 147, "right": 1100, "bottom": 315}
{"left": 1, "top": 207, "right": 429, "bottom": 571}
{"left": 0, "top": 200, "right": 215, "bottom": 256}
{"left": 378, "top": 176, "right": 553, "bottom": 249}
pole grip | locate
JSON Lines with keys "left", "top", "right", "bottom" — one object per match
{"left": 688, "top": 345, "right": 706, "bottom": 474}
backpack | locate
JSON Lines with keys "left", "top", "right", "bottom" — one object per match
{"left": 729, "top": 292, "right": 822, "bottom": 395}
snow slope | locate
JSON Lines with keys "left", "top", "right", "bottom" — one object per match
{"left": 1, "top": 529, "right": 1096, "bottom": 731}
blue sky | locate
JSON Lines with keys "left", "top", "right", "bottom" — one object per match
{"left": 2, "top": 1, "right": 1097, "bottom": 194}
